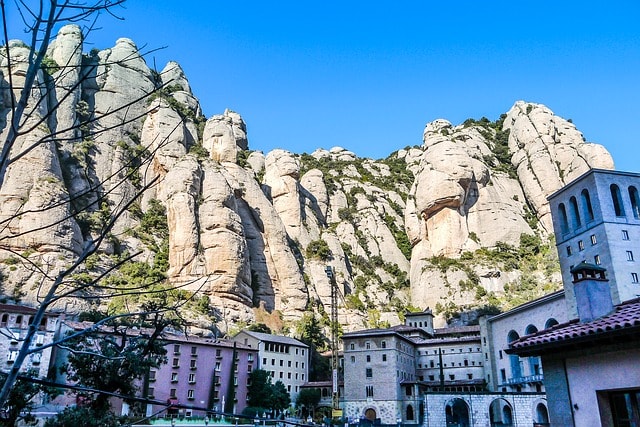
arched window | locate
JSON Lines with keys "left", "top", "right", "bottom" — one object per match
{"left": 507, "top": 331, "right": 522, "bottom": 379}
{"left": 582, "top": 189, "right": 594, "bottom": 222}
{"left": 545, "top": 318, "right": 559, "bottom": 329}
{"left": 611, "top": 184, "right": 626, "bottom": 217}
{"left": 558, "top": 203, "right": 569, "bottom": 233}
{"left": 0, "top": 314, "right": 7, "bottom": 327}
{"left": 15, "top": 315, "right": 22, "bottom": 327}
{"left": 629, "top": 186, "right": 640, "bottom": 219}
{"left": 569, "top": 196, "right": 581, "bottom": 228}
{"left": 406, "top": 405, "right": 414, "bottom": 420}
{"left": 525, "top": 325, "right": 541, "bottom": 376}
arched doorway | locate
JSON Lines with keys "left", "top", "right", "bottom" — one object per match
{"left": 406, "top": 405, "right": 414, "bottom": 421}
{"left": 364, "top": 408, "right": 376, "bottom": 422}
{"left": 445, "top": 398, "right": 470, "bottom": 427}
{"left": 534, "top": 402, "right": 550, "bottom": 426}
{"left": 489, "top": 398, "right": 513, "bottom": 427}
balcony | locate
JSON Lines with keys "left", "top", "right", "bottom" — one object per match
{"left": 501, "top": 374, "right": 544, "bottom": 386}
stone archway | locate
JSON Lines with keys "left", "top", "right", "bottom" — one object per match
{"left": 489, "top": 398, "right": 513, "bottom": 427}
{"left": 534, "top": 402, "right": 549, "bottom": 426}
{"left": 445, "top": 398, "right": 470, "bottom": 427}
{"left": 364, "top": 408, "right": 376, "bottom": 422}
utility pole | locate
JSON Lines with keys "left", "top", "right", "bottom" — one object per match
{"left": 325, "top": 266, "right": 340, "bottom": 413}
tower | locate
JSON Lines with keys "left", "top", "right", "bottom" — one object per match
{"left": 547, "top": 169, "right": 640, "bottom": 317}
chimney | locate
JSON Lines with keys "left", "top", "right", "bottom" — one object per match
{"left": 570, "top": 262, "right": 613, "bottom": 323}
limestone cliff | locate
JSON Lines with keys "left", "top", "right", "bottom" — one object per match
{"left": 0, "top": 27, "right": 614, "bottom": 332}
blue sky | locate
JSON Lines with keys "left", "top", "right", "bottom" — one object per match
{"left": 6, "top": 1, "right": 640, "bottom": 170}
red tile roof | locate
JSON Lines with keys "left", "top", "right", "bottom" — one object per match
{"left": 508, "top": 297, "right": 640, "bottom": 356}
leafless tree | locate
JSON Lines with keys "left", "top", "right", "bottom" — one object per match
{"left": 0, "top": 0, "right": 209, "bottom": 411}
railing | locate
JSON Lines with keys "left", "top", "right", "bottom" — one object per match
{"left": 501, "top": 374, "right": 544, "bottom": 386}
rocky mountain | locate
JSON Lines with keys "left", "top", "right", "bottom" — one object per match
{"left": 0, "top": 26, "right": 614, "bottom": 334}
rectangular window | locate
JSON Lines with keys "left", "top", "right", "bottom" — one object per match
{"left": 188, "top": 373, "right": 196, "bottom": 383}
{"left": 279, "top": 372, "right": 283, "bottom": 379}
{"left": 595, "top": 255, "right": 601, "bottom": 265}
{"left": 591, "top": 234, "right": 597, "bottom": 245}
{"left": 288, "top": 372, "right": 291, "bottom": 379}
{"left": 468, "top": 373, "right": 473, "bottom": 380}
{"left": 429, "top": 375, "right": 435, "bottom": 381}
{"left": 170, "top": 388, "right": 177, "bottom": 398}
{"left": 500, "top": 369, "right": 506, "bottom": 382}
{"left": 381, "top": 341, "right": 386, "bottom": 348}
{"left": 247, "top": 365, "right": 253, "bottom": 373}
{"left": 430, "top": 360, "right": 434, "bottom": 368}
{"left": 632, "top": 273, "right": 639, "bottom": 283}
{"left": 174, "top": 344, "right": 181, "bottom": 355}
{"left": 350, "top": 356, "right": 355, "bottom": 363}
{"left": 623, "top": 230, "right": 630, "bottom": 240}
{"left": 216, "top": 349, "right": 222, "bottom": 357}
{"left": 499, "top": 350, "right": 503, "bottom": 360}
{"left": 302, "top": 362, "right": 305, "bottom": 369}
{"left": 365, "top": 342, "right": 371, "bottom": 350}
{"left": 248, "top": 353, "right": 253, "bottom": 361}
{"left": 215, "top": 362, "right": 220, "bottom": 371}
{"left": 280, "top": 360, "right": 283, "bottom": 366}
{"left": 382, "top": 354, "right": 387, "bottom": 362}
{"left": 288, "top": 360, "right": 291, "bottom": 367}
{"left": 171, "top": 372, "right": 178, "bottom": 382}
{"left": 190, "top": 359, "right": 197, "bottom": 369}
{"left": 350, "top": 343, "right": 355, "bottom": 350}
{"left": 187, "top": 389, "right": 194, "bottom": 400}
{"left": 172, "top": 358, "right": 179, "bottom": 368}
{"left": 366, "top": 355, "right": 371, "bottom": 363}
{"left": 302, "top": 349, "right": 305, "bottom": 355}
{"left": 149, "top": 370, "right": 156, "bottom": 381}
{"left": 366, "top": 368, "right": 373, "bottom": 378}
{"left": 147, "top": 387, "right": 155, "bottom": 398}
{"left": 628, "top": 251, "right": 635, "bottom": 261}
{"left": 578, "top": 240, "right": 585, "bottom": 251}
{"left": 262, "top": 357, "right": 267, "bottom": 365}
{"left": 271, "top": 359, "right": 275, "bottom": 365}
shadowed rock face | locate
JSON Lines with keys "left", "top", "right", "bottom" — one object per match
{"left": 0, "top": 26, "right": 615, "bottom": 330}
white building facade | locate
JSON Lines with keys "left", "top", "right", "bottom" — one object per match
{"left": 232, "top": 330, "right": 309, "bottom": 402}
{"left": 548, "top": 168, "right": 640, "bottom": 317}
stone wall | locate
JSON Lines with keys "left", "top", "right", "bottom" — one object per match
{"left": 422, "top": 392, "right": 547, "bottom": 427}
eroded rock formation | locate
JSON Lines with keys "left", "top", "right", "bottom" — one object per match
{"left": 0, "top": 26, "right": 616, "bottom": 331}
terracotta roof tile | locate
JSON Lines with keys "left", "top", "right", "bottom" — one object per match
{"left": 509, "top": 297, "right": 640, "bottom": 354}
